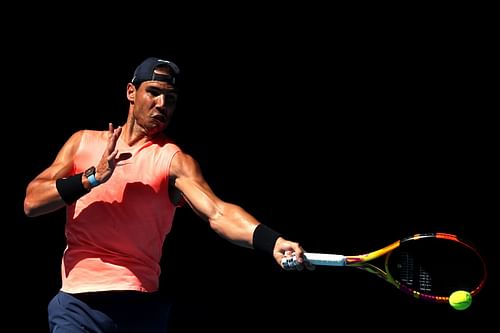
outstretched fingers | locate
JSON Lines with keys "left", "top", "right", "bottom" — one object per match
{"left": 95, "top": 123, "right": 123, "bottom": 184}
{"left": 107, "top": 123, "right": 122, "bottom": 154}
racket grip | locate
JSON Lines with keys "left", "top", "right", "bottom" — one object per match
{"left": 282, "top": 252, "right": 346, "bottom": 269}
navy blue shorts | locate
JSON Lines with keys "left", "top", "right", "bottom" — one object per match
{"left": 48, "top": 290, "right": 172, "bottom": 333}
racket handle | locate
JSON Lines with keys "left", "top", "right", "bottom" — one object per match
{"left": 282, "top": 252, "right": 346, "bottom": 269}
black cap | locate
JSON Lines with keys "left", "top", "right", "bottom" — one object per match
{"left": 131, "top": 57, "right": 180, "bottom": 86}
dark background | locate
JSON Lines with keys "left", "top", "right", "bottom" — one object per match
{"left": 7, "top": 8, "right": 495, "bottom": 332}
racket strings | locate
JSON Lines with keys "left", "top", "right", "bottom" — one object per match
{"left": 387, "top": 237, "right": 486, "bottom": 300}
{"left": 396, "top": 251, "right": 432, "bottom": 292}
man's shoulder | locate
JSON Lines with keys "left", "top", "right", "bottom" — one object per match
{"left": 154, "top": 136, "right": 182, "bottom": 150}
{"left": 70, "top": 129, "right": 107, "bottom": 148}
{"left": 78, "top": 129, "right": 107, "bottom": 139}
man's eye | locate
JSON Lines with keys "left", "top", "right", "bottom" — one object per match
{"left": 165, "top": 95, "right": 177, "bottom": 105}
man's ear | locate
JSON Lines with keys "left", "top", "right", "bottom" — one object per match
{"left": 127, "top": 83, "right": 137, "bottom": 103}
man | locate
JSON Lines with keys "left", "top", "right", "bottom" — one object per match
{"left": 24, "top": 57, "right": 312, "bottom": 332}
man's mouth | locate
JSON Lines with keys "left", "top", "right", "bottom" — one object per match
{"left": 152, "top": 114, "right": 167, "bottom": 123}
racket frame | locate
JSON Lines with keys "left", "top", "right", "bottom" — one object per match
{"left": 286, "top": 232, "right": 487, "bottom": 303}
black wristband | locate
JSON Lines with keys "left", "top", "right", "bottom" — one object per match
{"left": 252, "top": 224, "right": 282, "bottom": 255}
{"left": 55, "top": 173, "right": 89, "bottom": 205}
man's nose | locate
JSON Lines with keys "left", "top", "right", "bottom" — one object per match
{"left": 156, "top": 94, "right": 166, "bottom": 109}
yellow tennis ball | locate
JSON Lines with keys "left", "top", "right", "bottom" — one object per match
{"left": 449, "top": 290, "right": 472, "bottom": 310}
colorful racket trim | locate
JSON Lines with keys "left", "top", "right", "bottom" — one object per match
{"left": 282, "top": 232, "right": 487, "bottom": 303}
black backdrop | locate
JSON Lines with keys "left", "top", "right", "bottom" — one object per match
{"left": 8, "top": 13, "right": 495, "bottom": 332}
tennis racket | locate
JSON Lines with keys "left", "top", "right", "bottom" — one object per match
{"left": 283, "top": 232, "right": 487, "bottom": 303}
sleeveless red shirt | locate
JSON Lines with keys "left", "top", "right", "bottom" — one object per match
{"left": 61, "top": 130, "right": 180, "bottom": 293}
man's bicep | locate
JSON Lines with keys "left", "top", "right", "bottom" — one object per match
{"left": 170, "top": 152, "right": 222, "bottom": 220}
{"left": 52, "top": 131, "right": 84, "bottom": 175}
{"left": 175, "top": 178, "right": 223, "bottom": 221}
{"left": 35, "top": 130, "right": 83, "bottom": 181}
